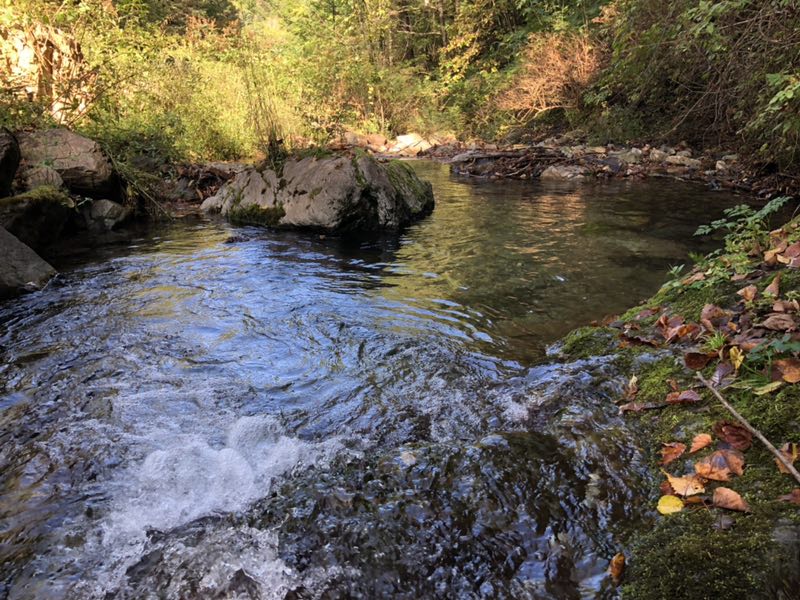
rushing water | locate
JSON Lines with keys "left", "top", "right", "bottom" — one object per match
{"left": 0, "top": 163, "right": 740, "bottom": 599}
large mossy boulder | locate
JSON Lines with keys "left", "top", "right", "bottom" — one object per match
{"left": 0, "top": 128, "right": 20, "bottom": 197}
{"left": 17, "top": 128, "right": 117, "bottom": 198}
{"left": 200, "top": 155, "right": 434, "bottom": 232}
{"left": 0, "top": 226, "right": 56, "bottom": 299}
{"left": 0, "top": 186, "right": 74, "bottom": 251}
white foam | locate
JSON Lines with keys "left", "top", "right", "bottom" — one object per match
{"left": 104, "top": 415, "right": 339, "bottom": 543}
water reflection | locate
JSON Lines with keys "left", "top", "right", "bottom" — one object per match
{"left": 0, "top": 163, "right": 742, "bottom": 599}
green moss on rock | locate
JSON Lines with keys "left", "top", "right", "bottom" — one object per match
{"left": 228, "top": 203, "right": 285, "bottom": 227}
{"left": 558, "top": 326, "right": 619, "bottom": 360}
{"left": 624, "top": 510, "right": 797, "bottom": 600}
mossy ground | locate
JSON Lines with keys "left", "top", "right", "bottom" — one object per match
{"left": 553, "top": 216, "right": 800, "bottom": 599}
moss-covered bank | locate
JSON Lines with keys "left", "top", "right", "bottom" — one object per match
{"left": 552, "top": 209, "right": 800, "bottom": 598}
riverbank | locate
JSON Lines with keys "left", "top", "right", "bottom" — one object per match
{"left": 552, "top": 199, "right": 800, "bottom": 597}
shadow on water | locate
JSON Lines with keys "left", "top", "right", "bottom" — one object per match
{"left": 0, "top": 163, "right": 743, "bottom": 599}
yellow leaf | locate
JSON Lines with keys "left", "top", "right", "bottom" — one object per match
{"left": 729, "top": 346, "right": 744, "bottom": 371}
{"left": 754, "top": 380, "right": 784, "bottom": 396}
{"left": 657, "top": 494, "right": 684, "bottom": 515}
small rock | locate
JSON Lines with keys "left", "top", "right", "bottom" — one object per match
{"left": 676, "top": 149, "right": 693, "bottom": 158}
{"left": 648, "top": 149, "right": 668, "bottom": 162}
{"left": 540, "top": 165, "right": 589, "bottom": 180}
{"left": 721, "top": 153, "right": 739, "bottom": 162}
{"left": 22, "top": 165, "right": 64, "bottom": 191}
{"left": 715, "top": 160, "right": 729, "bottom": 172}
{"left": 665, "top": 155, "right": 702, "bottom": 169}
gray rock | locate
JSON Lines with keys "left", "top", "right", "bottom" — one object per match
{"left": 715, "top": 160, "right": 729, "bottom": 172}
{"left": 17, "top": 128, "right": 116, "bottom": 197}
{"left": 21, "top": 165, "right": 65, "bottom": 191}
{"left": 386, "top": 133, "right": 432, "bottom": 157}
{"left": 722, "top": 153, "right": 739, "bottom": 162}
{"left": 82, "top": 199, "right": 133, "bottom": 232}
{"left": 611, "top": 148, "right": 643, "bottom": 164}
{"left": 0, "top": 186, "right": 73, "bottom": 251}
{"left": 676, "top": 149, "right": 693, "bottom": 158}
{"left": 665, "top": 155, "right": 702, "bottom": 169}
{"left": 540, "top": 165, "right": 588, "bottom": 180}
{"left": 0, "top": 128, "right": 20, "bottom": 197}
{"left": 648, "top": 149, "right": 668, "bottom": 162}
{"left": 201, "top": 155, "right": 434, "bottom": 232}
{"left": 0, "top": 225, "right": 56, "bottom": 299}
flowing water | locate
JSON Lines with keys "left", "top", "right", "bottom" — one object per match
{"left": 0, "top": 163, "right": 741, "bottom": 599}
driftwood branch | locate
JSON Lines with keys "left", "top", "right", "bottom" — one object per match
{"left": 698, "top": 373, "right": 800, "bottom": 485}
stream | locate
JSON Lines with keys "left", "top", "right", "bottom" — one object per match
{"left": 0, "top": 163, "right": 741, "bottom": 599}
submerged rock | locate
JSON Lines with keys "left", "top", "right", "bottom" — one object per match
{"left": 0, "top": 128, "right": 20, "bottom": 197}
{"left": 17, "top": 128, "right": 117, "bottom": 197}
{"left": 0, "top": 186, "right": 74, "bottom": 251}
{"left": 0, "top": 225, "right": 56, "bottom": 299}
{"left": 201, "top": 155, "right": 434, "bottom": 232}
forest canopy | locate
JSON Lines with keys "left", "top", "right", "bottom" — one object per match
{"left": 1, "top": 0, "right": 798, "bottom": 172}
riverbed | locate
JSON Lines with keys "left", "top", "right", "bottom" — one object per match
{"left": 0, "top": 163, "right": 741, "bottom": 599}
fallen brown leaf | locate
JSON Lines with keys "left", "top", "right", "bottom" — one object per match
{"left": 689, "top": 433, "right": 713, "bottom": 453}
{"left": 694, "top": 449, "right": 745, "bottom": 481}
{"left": 664, "top": 472, "right": 706, "bottom": 497}
{"left": 764, "top": 273, "right": 781, "bottom": 297}
{"left": 700, "top": 304, "right": 729, "bottom": 332}
{"left": 774, "top": 358, "right": 800, "bottom": 384}
{"left": 782, "top": 241, "right": 800, "bottom": 258}
{"left": 682, "top": 272, "right": 706, "bottom": 285}
{"left": 713, "top": 487, "right": 751, "bottom": 512}
{"left": 684, "top": 351, "right": 716, "bottom": 371}
{"left": 711, "top": 362, "right": 735, "bottom": 387}
{"left": 761, "top": 313, "right": 797, "bottom": 331}
{"left": 713, "top": 421, "right": 753, "bottom": 451}
{"left": 609, "top": 553, "right": 625, "bottom": 586}
{"left": 776, "top": 442, "right": 799, "bottom": 474}
{"left": 773, "top": 300, "right": 800, "bottom": 313}
{"left": 666, "top": 389, "right": 702, "bottom": 405}
{"left": 778, "top": 489, "right": 800, "bottom": 505}
{"left": 660, "top": 442, "right": 687, "bottom": 466}
{"left": 737, "top": 285, "right": 758, "bottom": 302}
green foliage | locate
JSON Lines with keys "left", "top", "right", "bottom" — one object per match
{"left": 694, "top": 196, "right": 792, "bottom": 254}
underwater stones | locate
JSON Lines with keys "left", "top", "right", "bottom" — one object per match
{"left": 201, "top": 155, "right": 434, "bottom": 232}
{"left": 82, "top": 198, "right": 133, "bottom": 232}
